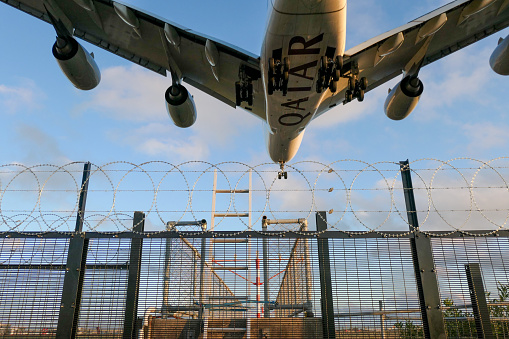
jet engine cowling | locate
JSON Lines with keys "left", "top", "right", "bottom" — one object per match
{"left": 384, "top": 76, "right": 424, "bottom": 121}
{"left": 52, "top": 37, "right": 101, "bottom": 91}
{"left": 490, "top": 35, "right": 509, "bottom": 76}
{"left": 165, "top": 85, "right": 197, "bottom": 128}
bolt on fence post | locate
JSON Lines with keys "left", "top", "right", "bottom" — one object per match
{"left": 316, "top": 212, "right": 336, "bottom": 339}
{"left": 56, "top": 162, "right": 91, "bottom": 338}
{"left": 400, "top": 160, "right": 446, "bottom": 339}
{"left": 123, "top": 211, "right": 145, "bottom": 339}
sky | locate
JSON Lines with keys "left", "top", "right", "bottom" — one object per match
{"left": 0, "top": 0, "right": 508, "bottom": 166}
{"left": 0, "top": 0, "right": 509, "bottom": 233}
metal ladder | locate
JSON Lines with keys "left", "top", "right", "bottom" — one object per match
{"left": 203, "top": 169, "right": 253, "bottom": 339}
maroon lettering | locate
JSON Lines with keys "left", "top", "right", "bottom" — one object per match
{"left": 288, "top": 34, "right": 324, "bottom": 55}
{"left": 279, "top": 112, "right": 311, "bottom": 126}
{"left": 281, "top": 98, "right": 309, "bottom": 111}
{"left": 289, "top": 61, "right": 318, "bottom": 81}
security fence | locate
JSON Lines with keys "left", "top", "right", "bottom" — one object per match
{"left": 0, "top": 159, "right": 509, "bottom": 338}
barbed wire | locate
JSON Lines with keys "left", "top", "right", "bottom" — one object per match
{"left": 0, "top": 158, "right": 509, "bottom": 236}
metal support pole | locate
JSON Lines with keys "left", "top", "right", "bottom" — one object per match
{"left": 262, "top": 216, "right": 270, "bottom": 318}
{"left": 56, "top": 162, "right": 91, "bottom": 339}
{"left": 465, "top": 263, "right": 494, "bottom": 338}
{"left": 400, "top": 160, "right": 446, "bottom": 339}
{"left": 123, "top": 212, "right": 145, "bottom": 339}
{"left": 302, "top": 220, "right": 314, "bottom": 317}
{"left": 316, "top": 212, "right": 336, "bottom": 339}
{"left": 379, "top": 301, "right": 385, "bottom": 339}
{"left": 198, "top": 222, "right": 207, "bottom": 321}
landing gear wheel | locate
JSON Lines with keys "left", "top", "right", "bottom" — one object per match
{"left": 268, "top": 78, "right": 274, "bottom": 95}
{"left": 333, "top": 69, "right": 341, "bottom": 82}
{"left": 235, "top": 82, "right": 242, "bottom": 106}
{"left": 283, "top": 57, "right": 290, "bottom": 72}
{"left": 360, "top": 77, "right": 368, "bottom": 90}
{"left": 316, "top": 80, "right": 323, "bottom": 94}
{"left": 335, "top": 55, "right": 343, "bottom": 72}
{"left": 320, "top": 56, "right": 328, "bottom": 71}
{"left": 247, "top": 83, "right": 253, "bottom": 106}
{"left": 357, "top": 89, "right": 365, "bottom": 102}
{"left": 346, "top": 90, "right": 353, "bottom": 102}
{"left": 269, "top": 58, "right": 275, "bottom": 75}
{"left": 329, "top": 80, "right": 338, "bottom": 93}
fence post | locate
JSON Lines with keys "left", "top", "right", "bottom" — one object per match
{"left": 400, "top": 160, "right": 446, "bottom": 339}
{"left": 316, "top": 212, "right": 336, "bottom": 339}
{"left": 56, "top": 162, "right": 91, "bottom": 338}
{"left": 262, "top": 216, "right": 270, "bottom": 318}
{"left": 123, "top": 212, "right": 145, "bottom": 339}
{"left": 465, "top": 263, "right": 494, "bottom": 338}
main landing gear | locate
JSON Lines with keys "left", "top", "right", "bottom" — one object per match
{"left": 316, "top": 55, "right": 342, "bottom": 94}
{"left": 343, "top": 61, "right": 368, "bottom": 103}
{"left": 278, "top": 162, "right": 288, "bottom": 180}
{"left": 235, "top": 65, "right": 254, "bottom": 106}
{"left": 268, "top": 57, "right": 290, "bottom": 96}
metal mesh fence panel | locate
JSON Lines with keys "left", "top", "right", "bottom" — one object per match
{"left": 1, "top": 232, "right": 509, "bottom": 338}
{"left": 432, "top": 236, "right": 509, "bottom": 338}
{"left": 0, "top": 238, "right": 69, "bottom": 337}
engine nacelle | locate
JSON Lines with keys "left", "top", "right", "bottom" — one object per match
{"left": 490, "top": 35, "right": 509, "bottom": 76}
{"left": 52, "top": 37, "right": 101, "bottom": 90}
{"left": 165, "top": 85, "right": 197, "bottom": 128}
{"left": 384, "top": 76, "right": 424, "bottom": 121}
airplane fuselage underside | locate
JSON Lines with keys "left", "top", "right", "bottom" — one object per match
{"left": 262, "top": 0, "right": 347, "bottom": 163}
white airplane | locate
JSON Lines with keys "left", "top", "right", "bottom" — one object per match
{"left": 3, "top": 0, "right": 509, "bottom": 178}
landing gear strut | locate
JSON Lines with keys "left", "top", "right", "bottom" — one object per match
{"left": 343, "top": 61, "right": 368, "bottom": 104}
{"left": 268, "top": 57, "right": 289, "bottom": 96}
{"left": 278, "top": 162, "right": 288, "bottom": 180}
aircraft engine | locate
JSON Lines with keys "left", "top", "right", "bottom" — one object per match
{"left": 52, "top": 37, "right": 101, "bottom": 90}
{"left": 490, "top": 35, "right": 509, "bottom": 76}
{"left": 384, "top": 76, "right": 424, "bottom": 120}
{"left": 165, "top": 84, "right": 197, "bottom": 128}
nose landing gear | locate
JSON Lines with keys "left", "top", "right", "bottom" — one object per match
{"left": 278, "top": 162, "right": 288, "bottom": 180}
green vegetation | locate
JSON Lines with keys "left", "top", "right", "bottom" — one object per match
{"left": 395, "top": 282, "right": 509, "bottom": 338}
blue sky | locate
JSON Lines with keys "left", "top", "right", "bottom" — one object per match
{"left": 0, "top": 0, "right": 508, "bottom": 166}
{"left": 0, "top": 1, "right": 508, "bottom": 234}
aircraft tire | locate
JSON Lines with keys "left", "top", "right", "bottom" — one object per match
{"left": 360, "top": 77, "right": 368, "bottom": 90}
{"left": 330, "top": 80, "right": 338, "bottom": 93}
{"left": 357, "top": 89, "right": 365, "bottom": 102}
{"left": 235, "top": 82, "right": 242, "bottom": 106}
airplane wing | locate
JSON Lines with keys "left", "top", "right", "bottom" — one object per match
{"left": 1, "top": 0, "right": 266, "bottom": 120}
{"left": 319, "top": 0, "right": 509, "bottom": 117}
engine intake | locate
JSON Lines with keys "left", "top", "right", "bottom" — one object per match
{"left": 165, "top": 85, "right": 197, "bottom": 128}
{"left": 384, "top": 76, "right": 424, "bottom": 121}
{"left": 52, "top": 37, "right": 101, "bottom": 91}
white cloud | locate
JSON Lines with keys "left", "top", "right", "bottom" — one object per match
{"left": 462, "top": 122, "right": 509, "bottom": 153}
{"left": 81, "top": 65, "right": 262, "bottom": 161}
{"left": 76, "top": 65, "right": 170, "bottom": 121}
{"left": 0, "top": 80, "right": 43, "bottom": 114}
